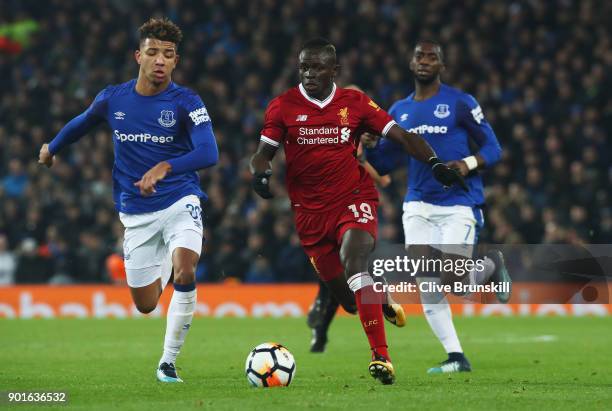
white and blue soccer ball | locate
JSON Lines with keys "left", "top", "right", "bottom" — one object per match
{"left": 245, "top": 342, "right": 296, "bottom": 387}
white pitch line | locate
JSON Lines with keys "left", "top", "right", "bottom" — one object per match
{"left": 467, "top": 334, "right": 558, "bottom": 344}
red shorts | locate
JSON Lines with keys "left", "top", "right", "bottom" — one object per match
{"left": 294, "top": 199, "right": 379, "bottom": 282}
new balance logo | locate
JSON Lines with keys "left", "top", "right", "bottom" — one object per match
{"left": 114, "top": 112, "right": 125, "bottom": 120}
{"left": 400, "top": 113, "right": 409, "bottom": 122}
{"left": 296, "top": 115, "right": 308, "bottom": 121}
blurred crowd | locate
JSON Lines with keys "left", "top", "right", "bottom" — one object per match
{"left": 0, "top": 0, "right": 610, "bottom": 285}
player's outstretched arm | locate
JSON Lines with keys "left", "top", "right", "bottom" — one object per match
{"left": 362, "top": 134, "right": 405, "bottom": 176}
{"left": 385, "top": 124, "right": 437, "bottom": 163}
{"left": 38, "top": 89, "right": 108, "bottom": 168}
{"left": 38, "top": 111, "right": 105, "bottom": 168}
{"left": 385, "top": 124, "right": 468, "bottom": 191}
{"left": 250, "top": 142, "right": 277, "bottom": 199}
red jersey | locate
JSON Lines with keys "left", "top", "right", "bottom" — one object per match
{"left": 260, "top": 84, "right": 397, "bottom": 212}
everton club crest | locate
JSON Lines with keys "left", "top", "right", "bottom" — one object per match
{"left": 433, "top": 104, "right": 450, "bottom": 119}
{"left": 158, "top": 110, "right": 176, "bottom": 127}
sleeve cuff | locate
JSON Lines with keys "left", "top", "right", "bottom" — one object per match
{"left": 381, "top": 120, "right": 397, "bottom": 137}
{"left": 166, "top": 158, "right": 178, "bottom": 174}
{"left": 260, "top": 135, "right": 280, "bottom": 147}
{"left": 48, "top": 141, "right": 58, "bottom": 155}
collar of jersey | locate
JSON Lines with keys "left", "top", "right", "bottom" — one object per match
{"left": 409, "top": 83, "right": 445, "bottom": 102}
{"left": 132, "top": 80, "right": 176, "bottom": 98}
{"left": 298, "top": 82, "right": 337, "bottom": 109}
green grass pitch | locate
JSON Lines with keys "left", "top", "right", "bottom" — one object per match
{"left": 1, "top": 316, "right": 611, "bottom": 410}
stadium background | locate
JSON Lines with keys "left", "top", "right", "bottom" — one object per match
{"left": 0, "top": 0, "right": 610, "bottom": 288}
{"left": 2, "top": 4, "right": 611, "bottom": 410}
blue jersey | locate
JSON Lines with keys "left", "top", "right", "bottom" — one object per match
{"left": 49, "top": 80, "right": 218, "bottom": 214}
{"left": 366, "top": 84, "right": 501, "bottom": 209}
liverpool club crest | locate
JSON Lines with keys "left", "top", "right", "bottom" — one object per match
{"left": 337, "top": 107, "right": 349, "bottom": 125}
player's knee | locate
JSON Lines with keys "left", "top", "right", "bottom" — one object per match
{"left": 173, "top": 266, "right": 196, "bottom": 284}
{"left": 339, "top": 234, "right": 374, "bottom": 275}
{"left": 135, "top": 302, "right": 157, "bottom": 314}
{"left": 340, "top": 247, "right": 367, "bottom": 275}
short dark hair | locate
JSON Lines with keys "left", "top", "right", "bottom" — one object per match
{"left": 301, "top": 37, "right": 336, "bottom": 62}
{"left": 138, "top": 17, "right": 183, "bottom": 47}
{"left": 415, "top": 39, "right": 444, "bottom": 63}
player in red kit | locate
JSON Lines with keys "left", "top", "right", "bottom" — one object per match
{"left": 250, "top": 38, "right": 466, "bottom": 384}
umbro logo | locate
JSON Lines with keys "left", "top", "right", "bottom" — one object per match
{"left": 114, "top": 111, "right": 125, "bottom": 120}
{"left": 296, "top": 115, "right": 308, "bottom": 121}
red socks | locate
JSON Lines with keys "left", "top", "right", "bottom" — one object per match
{"left": 349, "top": 273, "right": 390, "bottom": 361}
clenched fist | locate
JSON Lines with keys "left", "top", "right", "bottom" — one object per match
{"left": 38, "top": 144, "right": 54, "bottom": 168}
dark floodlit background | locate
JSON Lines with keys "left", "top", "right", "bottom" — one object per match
{"left": 0, "top": 0, "right": 610, "bottom": 285}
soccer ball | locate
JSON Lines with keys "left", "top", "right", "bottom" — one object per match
{"left": 245, "top": 342, "right": 296, "bottom": 387}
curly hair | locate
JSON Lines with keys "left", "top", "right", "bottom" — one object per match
{"left": 138, "top": 17, "right": 183, "bottom": 47}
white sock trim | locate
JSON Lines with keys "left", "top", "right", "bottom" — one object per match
{"left": 347, "top": 272, "right": 374, "bottom": 293}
